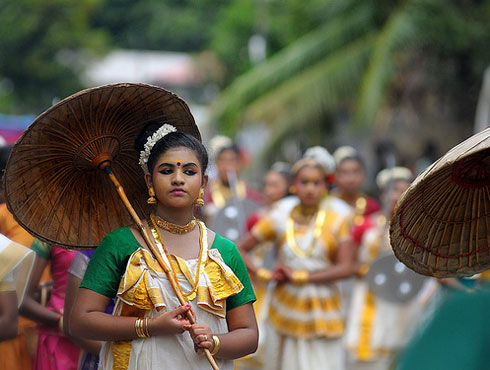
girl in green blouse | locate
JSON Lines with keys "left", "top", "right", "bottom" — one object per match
{"left": 70, "top": 122, "right": 258, "bottom": 370}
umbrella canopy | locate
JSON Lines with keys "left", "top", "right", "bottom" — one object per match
{"left": 4, "top": 83, "right": 200, "bottom": 249}
{"left": 390, "top": 127, "right": 490, "bottom": 277}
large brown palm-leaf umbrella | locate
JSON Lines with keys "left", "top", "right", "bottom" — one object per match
{"left": 5, "top": 83, "right": 200, "bottom": 249}
{"left": 4, "top": 83, "right": 219, "bottom": 369}
{"left": 390, "top": 127, "right": 490, "bottom": 278}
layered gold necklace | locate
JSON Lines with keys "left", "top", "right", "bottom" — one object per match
{"left": 353, "top": 196, "right": 367, "bottom": 226}
{"left": 153, "top": 214, "right": 197, "bottom": 234}
{"left": 286, "top": 205, "right": 327, "bottom": 258}
{"left": 149, "top": 214, "right": 208, "bottom": 301}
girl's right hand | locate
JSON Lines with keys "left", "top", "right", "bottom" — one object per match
{"left": 149, "top": 304, "right": 192, "bottom": 336}
{"left": 271, "top": 265, "right": 289, "bottom": 283}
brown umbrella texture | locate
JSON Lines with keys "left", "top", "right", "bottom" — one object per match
{"left": 390, "top": 127, "right": 490, "bottom": 278}
{"left": 4, "top": 83, "right": 200, "bottom": 249}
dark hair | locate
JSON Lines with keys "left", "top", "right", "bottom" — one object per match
{"left": 217, "top": 143, "right": 240, "bottom": 159}
{"left": 339, "top": 155, "right": 365, "bottom": 170}
{"left": 134, "top": 122, "right": 208, "bottom": 175}
{"left": 269, "top": 161, "right": 291, "bottom": 183}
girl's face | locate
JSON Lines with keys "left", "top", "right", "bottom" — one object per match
{"left": 263, "top": 171, "right": 288, "bottom": 204}
{"left": 145, "top": 147, "right": 207, "bottom": 209}
{"left": 216, "top": 149, "right": 240, "bottom": 184}
{"left": 294, "top": 166, "right": 326, "bottom": 207}
{"left": 335, "top": 158, "right": 365, "bottom": 195}
{"left": 382, "top": 180, "right": 410, "bottom": 214}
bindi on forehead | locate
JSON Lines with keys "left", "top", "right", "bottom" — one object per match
{"left": 175, "top": 160, "right": 183, "bottom": 166}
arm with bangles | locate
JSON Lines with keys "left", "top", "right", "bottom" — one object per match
{"left": 20, "top": 255, "right": 62, "bottom": 328}
{"left": 275, "top": 239, "right": 358, "bottom": 285}
{"left": 71, "top": 288, "right": 258, "bottom": 359}
{"left": 186, "top": 302, "right": 258, "bottom": 359}
{"left": 71, "top": 288, "right": 194, "bottom": 341}
{"left": 239, "top": 230, "right": 358, "bottom": 285}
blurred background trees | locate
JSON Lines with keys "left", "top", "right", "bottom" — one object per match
{"left": 1, "top": 0, "right": 489, "bottom": 174}
{"left": 0, "top": 0, "right": 109, "bottom": 113}
{"left": 210, "top": 0, "right": 490, "bottom": 167}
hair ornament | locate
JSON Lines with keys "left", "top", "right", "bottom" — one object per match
{"left": 376, "top": 166, "right": 413, "bottom": 191}
{"left": 302, "top": 146, "right": 336, "bottom": 174}
{"left": 333, "top": 145, "right": 359, "bottom": 166}
{"left": 139, "top": 124, "right": 177, "bottom": 173}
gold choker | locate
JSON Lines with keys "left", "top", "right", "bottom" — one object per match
{"left": 291, "top": 205, "right": 319, "bottom": 224}
{"left": 152, "top": 214, "right": 197, "bottom": 234}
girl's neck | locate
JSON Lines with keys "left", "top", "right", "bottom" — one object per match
{"left": 292, "top": 202, "right": 320, "bottom": 224}
{"left": 338, "top": 191, "right": 361, "bottom": 206}
{"left": 298, "top": 203, "right": 319, "bottom": 215}
{"left": 155, "top": 206, "right": 195, "bottom": 226}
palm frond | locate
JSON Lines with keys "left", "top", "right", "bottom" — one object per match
{"left": 355, "top": 0, "right": 421, "bottom": 127}
{"left": 211, "top": 5, "right": 375, "bottom": 131}
{"left": 243, "top": 33, "right": 376, "bottom": 127}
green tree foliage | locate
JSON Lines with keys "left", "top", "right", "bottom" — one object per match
{"left": 0, "top": 0, "right": 231, "bottom": 113}
{"left": 209, "top": 0, "right": 256, "bottom": 82}
{"left": 90, "top": 0, "right": 227, "bottom": 52}
{"left": 0, "top": 0, "right": 108, "bottom": 114}
{"left": 210, "top": 0, "right": 490, "bottom": 140}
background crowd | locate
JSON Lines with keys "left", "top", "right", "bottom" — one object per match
{"left": 2, "top": 131, "right": 489, "bottom": 369}
{"left": 1, "top": 1, "right": 490, "bottom": 369}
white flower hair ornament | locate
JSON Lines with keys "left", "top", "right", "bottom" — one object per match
{"left": 139, "top": 123, "right": 177, "bottom": 173}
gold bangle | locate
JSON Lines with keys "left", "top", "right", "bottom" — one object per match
{"left": 135, "top": 318, "right": 142, "bottom": 338}
{"left": 135, "top": 318, "right": 148, "bottom": 339}
{"left": 358, "top": 263, "right": 369, "bottom": 277}
{"left": 58, "top": 315, "right": 64, "bottom": 333}
{"left": 256, "top": 268, "right": 272, "bottom": 282}
{"left": 292, "top": 270, "right": 309, "bottom": 285}
{"left": 144, "top": 318, "right": 151, "bottom": 337}
{"left": 210, "top": 334, "right": 221, "bottom": 356}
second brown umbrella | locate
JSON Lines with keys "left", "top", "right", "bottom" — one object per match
{"left": 390, "top": 127, "right": 490, "bottom": 278}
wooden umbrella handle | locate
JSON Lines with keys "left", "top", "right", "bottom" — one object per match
{"left": 103, "top": 166, "right": 220, "bottom": 370}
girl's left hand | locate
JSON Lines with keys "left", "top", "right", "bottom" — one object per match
{"left": 185, "top": 323, "right": 214, "bottom": 354}
{"left": 273, "top": 264, "right": 293, "bottom": 282}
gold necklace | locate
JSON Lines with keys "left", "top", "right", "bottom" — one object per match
{"left": 149, "top": 214, "right": 208, "bottom": 302}
{"left": 286, "top": 206, "right": 326, "bottom": 258}
{"left": 153, "top": 214, "right": 197, "bottom": 234}
{"left": 353, "top": 196, "right": 367, "bottom": 226}
{"left": 290, "top": 205, "right": 319, "bottom": 224}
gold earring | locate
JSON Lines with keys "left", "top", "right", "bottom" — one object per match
{"left": 289, "top": 185, "right": 297, "bottom": 195}
{"left": 147, "top": 187, "right": 157, "bottom": 205}
{"left": 195, "top": 188, "right": 205, "bottom": 206}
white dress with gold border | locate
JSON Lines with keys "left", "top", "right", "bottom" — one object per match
{"left": 99, "top": 245, "right": 244, "bottom": 370}
{"left": 252, "top": 204, "right": 351, "bottom": 370}
{"left": 344, "top": 220, "right": 430, "bottom": 367}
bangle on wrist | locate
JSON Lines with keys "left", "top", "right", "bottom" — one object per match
{"left": 144, "top": 318, "right": 150, "bottom": 337}
{"left": 256, "top": 268, "right": 272, "bottom": 282}
{"left": 292, "top": 270, "right": 309, "bottom": 285}
{"left": 58, "top": 315, "right": 64, "bottom": 333}
{"left": 135, "top": 318, "right": 150, "bottom": 339}
{"left": 211, "top": 335, "right": 221, "bottom": 356}
{"left": 358, "top": 263, "right": 369, "bottom": 277}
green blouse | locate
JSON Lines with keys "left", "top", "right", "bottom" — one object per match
{"left": 80, "top": 227, "right": 255, "bottom": 311}
{"left": 30, "top": 238, "right": 52, "bottom": 259}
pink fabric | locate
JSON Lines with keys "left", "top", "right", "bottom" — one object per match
{"left": 34, "top": 247, "right": 79, "bottom": 370}
{"left": 34, "top": 331, "right": 80, "bottom": 370}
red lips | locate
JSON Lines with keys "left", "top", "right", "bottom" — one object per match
{"left": 170, "top": 188, "right": 186, "bottom": 195}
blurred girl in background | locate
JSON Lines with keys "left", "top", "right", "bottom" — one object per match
{"left": 239, "top": 157, "right": 357, "bottom": 370}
